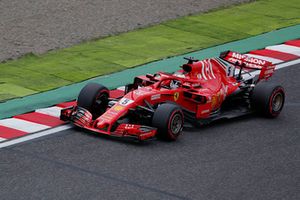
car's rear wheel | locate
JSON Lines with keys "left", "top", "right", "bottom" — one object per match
{"left": 152, "top": 103, "right": 184, "bottom": 141}
{"left": 77, "top": 83, "right": 109, "bottom": 118}
{"left": 251, "top": 83, "right": 285, "bottom": 118}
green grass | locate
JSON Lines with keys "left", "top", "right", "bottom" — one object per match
{"left": 1, "top": 0, "right": 299, "bottom": 102}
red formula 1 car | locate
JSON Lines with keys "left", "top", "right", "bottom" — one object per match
{"left": 60, "top": 51, "right": 285, "bottom": 141}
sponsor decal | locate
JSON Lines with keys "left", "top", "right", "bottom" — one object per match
{"left": 119, "top": 98, "right": 134, "bottom": 106}
{"left": 225, "top": 52, "right": 274, "bottom": 70}
{"left": 228, "top": 58, "right": 263, "bottom": 69}
{"left": 134, "top": 89, "right": 148, "bottom": 95}
{"left": 174, "top": 92, "right": 180, "bottom": 101}
{"left": 151, "top": 94, "right": 161, "bottom": 101}
{"left": 231, "top": 52, "right": 266, "bottom": 65}
{"left": 259, "top": 64, "right": 275, "bottom": 80}
{"left": 113, "top": 105, "right": 125, "bottom": 111}
{"left": 125, "top": 124, "right": 135, "bottom": 129}
{"left": 211, "top": 96, "right": 217, "bottom": 108}
{"left": 201, "top": 109, "right": 210, "bottom": 114}
{"left": 107, "top": 109, "right": 119, "bottom": 115}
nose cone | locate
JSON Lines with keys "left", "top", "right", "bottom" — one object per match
{"left": 96, "top": 119, "right": 109, "bottom": 129}
{"left": 94, "top": 104, "right": 128, "bottom": 129}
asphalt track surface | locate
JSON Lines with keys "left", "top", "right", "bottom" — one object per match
{"left": 0, "top": 0, "right": 251, "bottom": 61}
{"left": 0, "top": 64, "right": 299, "bottom": 200}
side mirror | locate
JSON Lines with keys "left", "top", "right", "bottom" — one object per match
{"left": 146, "top": 74, "right": 154, "bottom": 80}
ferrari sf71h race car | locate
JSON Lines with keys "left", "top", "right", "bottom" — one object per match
{"left": 60, "top": 51, "right": 285, "bottom": 141}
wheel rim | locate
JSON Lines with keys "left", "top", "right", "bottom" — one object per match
{"left": 94, "top": 92, "right": 108, "bottom": 115}
{"left": 272, "top": 92, "right": 283, "bottom": 112}
{"left": 95, "top": 93, "right": 108, "bottom": 106}
{"left": 170, "top": 113, "right": 183, "bottom": 135}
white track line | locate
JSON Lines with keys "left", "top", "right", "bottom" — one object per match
{"left": 266, "top": 44, "right": 300, "bottom": 56}
{"left": 246, "top": 53, "right": 283, "bottom": 64}
{"left": 243, "top": 58, "right": 300, "bottom": 80}
{"left": 0, "top": 58, "right": 300, "bottom": 149}
{"left": 0, "top": 137, "right": 7, "bottom": 142}
{"left": 276, "top": 58, "right": 300, "bottom": 69}
{"left": 0, "top": 118, "right": 50, "bottom": 133}
{"left": 0, "top": 125, "right": 72, "bottom": 148}
{"left": 35, "top": 106, "right": 62, "bottom": 118}
{"left": 117, "top": 86, "right": 126, "bottom": 91}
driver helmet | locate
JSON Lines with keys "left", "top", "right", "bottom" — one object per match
{"left": 170, "top": 80, "right": 180, "bottom": 89}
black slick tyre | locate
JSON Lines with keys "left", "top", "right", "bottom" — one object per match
{"left": 152, "top": 103, "right": 184, "bottom": 141}
{"left": 77, "top": 83, "right": 109, "bottom": 118}
{"left": 251, "top": 83, "right": 285, "bottom": 118}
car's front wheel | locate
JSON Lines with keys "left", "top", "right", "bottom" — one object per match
{"left": 77, "top": 83, "right": 109, "bottom": 118}
{"left": 152, "top": 103, "right": 184, "bottom": 141}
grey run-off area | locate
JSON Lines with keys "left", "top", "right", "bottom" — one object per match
{"left": 0, "top": 0, "right": 251, "bottom": 61}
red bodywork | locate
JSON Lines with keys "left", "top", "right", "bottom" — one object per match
{"left": 61, "top": 51, "right": 275, "bottom": 140}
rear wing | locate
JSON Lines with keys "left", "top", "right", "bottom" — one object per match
{"left": 219, "top": 51, "right": 276, "bottom": 81}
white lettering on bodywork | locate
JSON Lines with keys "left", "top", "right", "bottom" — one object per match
{"left": 151, "top": 94, "right": 161, "bottom": 101}
{"left": 119, "top": 98, "right": 134, "bottom": 106}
